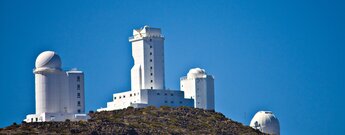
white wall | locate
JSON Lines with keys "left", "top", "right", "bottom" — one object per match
{"left": 25, "top": 113, "right": 88, "bottom": 122}
{"left": 145, "top": 89, "right": 193, "bottom": 107}
{"left": 35, "top": 69, "right": 65, "bottom": 114}
{"left": 67, "top": 71, "right": 85, "bottom": 114}
{"left": 131, "top": 64, "right": 142, "bottom": 91}
{"left": 205, "top": 76, "right": 215, "bottom": 110}
{"left": 180, "top": 77, "right": 195, "bottom": 100}
{"left": 60, "top": 72, "right": 69, "bottom": 113}
{"left": 181, "top": 74, "right": 215, "bottom": 110}
{"left": 100, "top": 91, "right": 142, "bottom": 110}
{"left": 97, "top": 89, "right": 194, "bottom": 111}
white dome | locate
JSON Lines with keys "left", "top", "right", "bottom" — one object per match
{"left": 187, "top": 68, "right": 207, "bottom": 78}
{"left": 35, "top": 51, "right": 62, "bottom": 68}
{"left": 250, "top": 111, "right": 280, "bottom": 135}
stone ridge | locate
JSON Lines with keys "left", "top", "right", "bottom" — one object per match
{"left": 0, "top": 106, "right": 265, "bottom": 135}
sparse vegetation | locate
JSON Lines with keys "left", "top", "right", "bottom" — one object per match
{"left": 0, "top": 106, "right": 264, "bottom": 135}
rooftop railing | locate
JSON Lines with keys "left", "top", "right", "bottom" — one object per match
{"left": 129, "top": 34, "right": 164, "bottom": 41}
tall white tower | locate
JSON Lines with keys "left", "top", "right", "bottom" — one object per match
{"left": 129, "top": 25, "right": 165, "bottom": 90}
{"left": 97, "top": 26, "right": 196, "bottom": 111}
{"left": 34, "top": 51, "right": 65, "bottom": 114}
{"left": 180, "top": 68, "right": 215, "bottom": 110}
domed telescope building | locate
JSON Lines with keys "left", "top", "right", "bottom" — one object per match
{"left": 180, "top": 68, "right": 215, "bottom": 110}
{"left": 250, "top": 111, "right": 280, "bottom": 135}
{"left": 24, "top": 51, "right": 88, "bottom": 122}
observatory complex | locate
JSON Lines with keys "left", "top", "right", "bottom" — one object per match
{"left": 24, "top": 51, "right": 88, "bottom": 122}
{"left": 23, "top": 26, "right": 215, "bottom": 123}
{"left": 98, "top": 26, "right": 215, "bottom": 111}
{"left": 22, "top": 26, "right": 279, "bottom": 134}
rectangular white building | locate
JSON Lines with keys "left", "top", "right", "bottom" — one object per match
{"left": 180, "top": 68, "right": 215, "bottom": 110}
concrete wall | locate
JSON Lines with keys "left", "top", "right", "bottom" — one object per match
{"left": 181, "top": 73, "right": 215, "bottom": 110}
{"left": 145, "top": 89, "right": 193, "bottom": 107}
{"left": 25, "top": 113, "right": 88, "bottom": 122}
{"left": 98, "top": 89, "right": 194, "bottom": 111}
{"left": 35, "top": 69, "right": 65, "bottom": 114}
{"left": 67, "top": 71, "right": 85, "bottom": 114}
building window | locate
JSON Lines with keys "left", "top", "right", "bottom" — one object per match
{"left": 171, "top": 93, "right": 174, "bottom": 96}
{"left": 150, "top": 39, "right": 152, "bottom": 42}
{"left": 114, "top": 97, "right": 116, "bottom": 100}
{"left": 78, "top": 109, "right": 81, "bottom": 113}
{"left": 119, "top": 96, "right": 121, "bottom": 99}
{"left": 150, "top": 52, "right": 152, "bottom": 55}
{"left": 77, "top": 76, "right": 80, "bottom": 82}
{"left": 150, "top": 73, "right": 153, "bottom": 76}
{"left": 150, "top": 59, "right": 152, "bottom": 62}
{"left": 134, "top": 93, "right": 136, "bottom": 96}
{"left": 36, "top": 118, "right": 38, "bottom": 122}
{"left": 78, "top": 101, "right": 81, "bottom": 106}
{"left": 171, "top": 101, "right": 174, "bottom": 104}
{"left": 164, "top": 101, "right": 168, "bottom": 103}
{"left": 157, "top": 93, "right": 160, "bottom": 95}
{"left": 179, "top": 101, "right": 183, "bottom": 104}
{"left": 150, "top": 46, "right": 152, "bottom": 48}
{"left": 77, "top": 93, "right": 80, "bottom": 98}
{"left": 130, "top": 94, "right": 132, "bottom": 97}
{"left": 164, "top": 93, "right": 167, "bottom": 96}
{"left": 151, "top": 80, "right": 153, "bottom": 83}
{"left": 77, "top": 84, "right": 80, "bottom": 90}
{"left": 123, "top": 95, "right": 125, "bottom": 98}
{"left": 150, "top": 66, "right": 152, "bottom": 69}
{"left": 151, "top": 87, "right": 153, "bottom": 89}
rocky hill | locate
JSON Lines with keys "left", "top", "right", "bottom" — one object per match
{"left": 0, "top": 106, "right": 264, "bottom": 135}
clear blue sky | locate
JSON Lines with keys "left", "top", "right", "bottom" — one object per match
{"left": 1, "top": 0, "right": 344, "bottom": 134}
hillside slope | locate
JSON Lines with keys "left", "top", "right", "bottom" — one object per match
{"left": 0, "top": 106, "right": 264, "bottom": 135}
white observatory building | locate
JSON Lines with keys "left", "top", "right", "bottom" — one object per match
{"left": 250, "top": 111, "right": 280, "bottom": 135}
{"left": 98, "top": 26, "right": 215, "bottom": 111}
{"left": 24, "top": 51, "right": 88, "bottom": 122}
{"left": 180, "top": 68, "right": 215, "bottom": 110}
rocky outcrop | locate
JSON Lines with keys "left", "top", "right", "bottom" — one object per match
{"left": 0, "top": 106, "right": 264, "bottom": 135}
